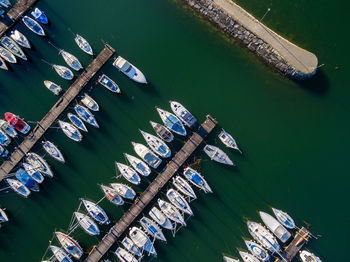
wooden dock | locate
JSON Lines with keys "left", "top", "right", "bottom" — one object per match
{"left": 85, "top": 115, "right": 218, "bottom": 262}
{"left": 0, "top": 44, "right": 115, "bottom": 181}
{"left": 275, "top": 227, "right": 311, "bottom": 262}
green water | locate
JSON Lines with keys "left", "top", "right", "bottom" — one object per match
{"left": 0, "top": 0, "right": 348, "bottom": 261}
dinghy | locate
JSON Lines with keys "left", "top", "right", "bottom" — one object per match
{"left": 121, "top": 237, "right": 142, "bottom": 257}
{"left": 0, "top": 208, "right": 8, "bottom": 223}
{"left": 10, "top": 30, "right": 31, "bottom": 49}
{"left": 0, "top": 119, "right": 17, "bottom": 138}
{"left": 81, "top": 199, "right": 110, "bottom": 225}
{"left": 219, "top": 129, "right": 242, "bottom": 153}
{"left": 0, "top": 145, "right": 8, "bottom": 157}
{"left": 59, "top": 50, "right": 82, "bottom": 71}
{"left": 74, "top": 34, "right": 93, "bottom": 55}
{"left": 149, "top": 207, "right": 173, "bottom": 230}
{"left": 124, "top": 153, "right": 151, "bottom": 177}
{"left": 183, "top": 167, "right": 212, "bottom": 193}
{"left": 158, "top": 199, "right": 186, "bottom": 226}
{"left": 131, "top": 142, "right": 162, "bottom": 169}
{"left": 67, "top": 113, "right": 88, "bottom": 132}
{"left": 114, "top": 247, "right": 138, "bottom": 262}
{"left": 156, "top": 107, "right": 186, "bottom": 136}
{"left": 100, "top": 184, "right": 124, "bottom": 206}
{"left": 204, "top": 144, "right": 234, "bottom": 166}
{"left": 239, "top": 251, "right": 259, "bottom": 262}
{"left": 0, "top": 56, "right": 7, "bottom": 70}
{"left": 113, "top": 56, "right": 147, "bottom": 84}
{"left": 6, "top": 178, "right": 31, "bottom": 198}
{"left": 170, "top": 101, "right": 197, "bottom": 128}
{"left": 0, "top": 0, "right": 10, "bottom": 8}
{"left": 244, "top": 240, "right": 270, "bottom": 262}
{"left": 110, "top": 183, "right": 136, "bottom": 200}
{"left": 31, "top": 8, "right": 48, "bottom": 24}
{"left": 81, "top": 93, "right": 99, "bottom": 111}
{"left": 172, "top": 176, "right": 197, "bottom": 199}
{"left": 247, "top": 221, "right": 280, "bottom": 253}
{"left": 15, "top": 168, "right": 40, "bottom": 192}
{"left": 23, "top": 162, "right": 44, "bottom": 183}
{"left": 299, "top": 250, "right": 322, "bottom": 262}
{"left": 98, "top": 74, "right": 121, "bottom": 93}
{"left": 129, "top": 227, "right": 156, "bottom": 255}
{"left": 74, "top": 105, "right": 99, "bottom": 128}
{"left": 55, "top": 232, "right": 83, "bottom": 260}
{"left": 42, "top": 141, "right": 65, "bottom": 163}
{"left": 0, "top": 129, "right": 10, "bottom": 146}
{"left": 0, "top": 46, "right": 16, "bottom": 63}
{"left": 149, "top": 121, "right": 173, "bottom": 143}
{"left": 5, "top": 112, "right": 30, "bottom": 134}
{"left": 43, "top": 80, "right": 62, "bottom": 95}
{"left": 53, "top": 64, "right": 74, "bottom": 80}
{"left": 115, "top": 162, "right": 141, "bottom": 185}
{"left": 74, "top": 212, "right": 100, "bottom": 236}
{"left": 166, "top": 189, "right": 193, "bottom": 216}
{"left": 49, "top": 245, "right": 73, "bottom": 262}
{"left": 58, "top": 120, "right": 82, "bottom": 142}
{"left": 139, "top": 130, "right": 171, "bottom": 158}
{"left": 272, "top": 207, "right": 296, "bottom": 229}
{"left": 259, "top": 211, "right": 291, "bottom": 243}
{"left": 22, "top": 16, "right": 45, "bottom": 36}
{"left": 26, "top": 152, "right": 54, "bottom": 178}
{"left": 0, "top": 36, "right": 27, "bottom": 60}
{"left": 140, "top": 216, "right": 166, "bottom": 242}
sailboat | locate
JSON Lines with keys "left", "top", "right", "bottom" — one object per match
{"left": 110, "top": 183, "right": 136, "bottom": 200}
{"left": 26, "top": 152, "right": 54, "bottom": 178}
{"left": 121, "top": 237, "right": 142, "bottom": 257}
{"left": 0, "top": 208, "right": 8, "bottom": 223}
{"left": 0, "top": 129, "right": 10, "bottom": 146}
{"left": 74, "top": 34, "right": 93, "bottom": 55}
{"left": 74, "top": 212, "right": 100, "bottom": 236}
{"left": 223, "top": 255, "right": 240, "bottom": 262}
{"left": 299, "top": 250, "right": 322, "bottom": 262}
{"left": 169, "top": 101, "right": 197, "bottom": 128}
{"left": 172, "top": 176, "right": 197, "bottom": 199}
{"left": 149, "top": 120, "right": 174, "bottom": 143}
{"left": 271, "top": 207, "right": 296, "bottom": 229}
{"left": 15, "top": 168, "right": 40, "bottom": 192}
{"left": 81, "top": 199, "right": 110, "bottom": 225}
{"left": 10, "top": 30, "right": 31, "bottom": 49}
{"left": 55, "top": 231, "right": 83, "bottom": 260}
{"left": 43, "top": 80, "right": 62, "bottom": 95}
{"left": 22, "top": 16, "right": 46, "bottom": 36}
{"left": 0, "top": 36, "right": 27, "bottom": 60}
{"left": 244, "top": 240, "right": 270, "bottom": 261}
{"left": 158, "top": 199, "right": 186, "bottom": 226}
{"left": 114, "top": 247, "right": 138, "bottom": 262}
{"left": 259, "top": 211, "right": 291, "bottom": 243}
{"left": 74, "top": 105, "right": 99, "bottom": 128}
{"left": 238, "top": 251, "right": 260, "bottom": 262}
{"left": 58, "top": 120, "right": 83, "bottom": 142}
{"left": 59, "top": 49, "right": 82, "bottom": 71}
{"left": 183, "top": 167, "right": 212, "bottom": 193}
{"left": 81, "top": 93, "right": 99, "bottom": 111}
{"left": 149, "top": 207, "right": 173, "bottom": 230}
{"left": 4, "top": 112, "right": 30, "bottom": 134}
{"left": 131, "top": 142, "right": 162, "bottom": 169}
{"left": 139, "top": 130, "right": 171, "bottom": 158}
{"left": 0, "top": 46, "right": 17, "bottom": 63}
{"left": 0, "top": 119, "right": 17, "bottom": 138}
{"left": 100, "top": 184, "right": 124, "bottom": 206}
{"left": 0, "top": 56, "right": 7, "bottom": 70}
{"left": 22, "top": 162, "right": 44, "bottom": 183}
{"left": 113, "top": 56, "right": 147, "bottom": 84}
{"left": 156, "top": 107, "right": 186, "bottom": 136}
{"left": 218, "top": 129, "right": 242, "bottom": 153}
{"left": 6, "top": 178, "right": 31, "bottom": 198}
{"left": 67, "top": 113, "right": 88, "bottom": 132}
{"left": 166, "top": 189, "right": 193, "bottom": 216}
{"left": 247, "top": 221, "right": 280, "bottom": 253}
{"left": 115, "top": 162, "right": 141, "bottom": 185}
{"left": 124, "top": 153, "right": 151, "bottom": 177}
{"left": 0, "top": 0, "right": 11, "bottom": 8}
{"left": 98, "top": 74, "right": 121, "bottom": 93}
{"left": 49, "top": 245, "right": 73, "bottom": 262}
{"left": 129, "top": 227, "right": 156, "bottom": 255}
{"left": 140, "top": 216, "right": 166, "bottom": 242}
{"left": 204, "top": 144, "right": 234, "bottom": 166}
{"left": 42, "top": 141, "right": 65, "bottom": 163}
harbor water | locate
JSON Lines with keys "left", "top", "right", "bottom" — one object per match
{"left": 0, "top": 0, "right": 348, "bottom": 261}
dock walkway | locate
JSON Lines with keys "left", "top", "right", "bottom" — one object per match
{"left": 85, "top": 115, "right": 218, "bottom": 262}
{"left": 0, "top": 44, "right": 115, "bottom": 181}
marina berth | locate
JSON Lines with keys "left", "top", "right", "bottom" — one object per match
{"left": 22, "top": 162, "right": 44, "bottom": 183}
{"left": 0, "top": 119, "right": 17, "bottom": 138}
{"left": 22, "top": 16, "right": 46, "bottom": 36}
{"left": 131, "top": 141, "right": 162, "bottom": 169}
{"left": 139, "top": 129, "right": 171, "bottom": 158}
{"left": 121, "top": 237, "right": 142, "bottom": 257}
{"left": 81, "top": 93, "right": 99, "bottom": 112}
{"left": 259, "top": 211, "right": 291, "bottom": 243}
{"left": 247, "top": 221, "right": 280, "bottom": 253}
{"left": 26, "top": 152, "right": 54, "bottom": 178}
{"left": 244, "top": 240, "right": 269, "bottom": 261}
{"left": 149, "top": 120, "right": 174, "bottom": 143}
{"left": 223, "top": 255, "right": 240, "bottom": 262}
{"left": 74, "top": 104, "right": 99, "bottom": 128}
{"left": 204, "top": 144, "right": 234, "bottom": 166}
{"left": 43, "top": 80, "right": 62, "bottom": 95}
{"left": 115, "top": 162, "right": 141, "bottom": 185}
{"left": 10, "top": 30, "right": 31, "bottom": 49}
{"left": 218, "top": 129, "right": 242, "bottom": 153}
{"left": 67, "top": 113, "right": 88, "bottom": 132}
{"left": 239, "top": 251, "right": 259, "bottom": 262}
{"left": 55, "top": 232, "right": 83, "bottom": 260}
{"left": 149, "top": 207, "right": 174, "bottom": 230}
{"left": 299, "top": 250, "right": 322, "bottom": 262}
{"left": 74, "top": 211, "right": 100, "bottom": 236}
{"left": 5, "top": 112, "right": 30, "bottom": 134}
{"left": 15, "top": 168, "right": 40, "bottom": 192}
{"left": 140, "top": 216, "right": 166, "bottom": 242}
{"left": 49, "top": 245, "right": 74, "bottom": 262}
{"left": 59, "top": 49, "right": 82, "bottom": 71}
{"left": 74, "top": 34, "right": 93, "bottom": 55}
{"left": 166, "top": 188, "right": 193, "bottom": 216}
{"left": 172, "top": 175, "right": 197, "bottom": 199}
{"left": 98, "top": 74, "right": 121, "bottom": 93}
{"left": 0, "top": 46, "right": 17, "bottom": 63}
{"left": 110, "top": 183, "right": 136, "bottom": 200}
{"left": 124, "top": 153, "right": 151, "bottom": 177}
{"left": 58, "top": 120, "right": 83, "bottom": 142}
{"left": 42, "top": 141, "right": 65, "bottom": 163}
{"left": 183, "top": 167, "right": 212, "bottom": 193}
{"left": 158, "top": 199, "right": 186, "bottom": 226}
{"left": 31, "top": 7, "right": 48, "bottom": 24}
{"left": 114, "top": 247, "right": 138, "bottom": 262}
{"left": 6, "top": 178, "right": 31, "bottom": 198}
{"left": 129, "top": 227, "right": 157, "bottom": 255}
{"left": 100, "top": 184, "right": 124, "bottom": 206}
{"left": 170, "top": 101, "right": 197, "bottom": 128}
{"left": 0, "top": 56, "right": 7, "bottom": 70}
{"left": 0, "top": 208, "right": 8, "bottom": 223}
{"left": 0, "top": 145, "right": 8, "bottom": 157}
{"left": 272, "top": 207, "right": 296, "bottom": 229}
{"left": 0, "top": 36, "right": 27, "bottom": 60}
{"left": 113, "top": 56, "right": 147, "bottom": 84}
{"left": 0, "top": 129, "right": 10, "bottom": 146}
{"left": 156, "top": 107, "right": 187, "bottom": 136}
{"left": 82, "top": 199, "right": 110, "bottom": 225}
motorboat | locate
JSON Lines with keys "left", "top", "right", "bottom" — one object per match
{"left": 149, "top": 121, "right": 173, "bottom": 143}
{"left": 0, "top": 119, "right": 17, "bottom": 138}
{"left": 0, "top": 46, "right": 17, "bottom": 63}
{"left": 0, "top": 0, "right": 10, "bottom": 8}
{"left": 223, "top": 255, "right": 240, "bottom": 262}
{"left": 139, "top": 130, "right": 171, "bottom": 158}
{"left": 124, "top": 153, "right": 151, "bottom": 177}
{"left": 247, "top": 221, "right": 280, "bottom": 253}
{"left": 26, "top": 152, "right": 54, "bottom": 178}
{"left": 113, "top": 56, "right": 147, "bottom": 84}
{"left": 67, "top": 113, "right": 88, "bottom": 132}
{"left": 158, "top": 199, "right": 186, "bottom": 226}
{"left": 55, "top": 231, "right": 83, "bottom": 260}
{"left": 131, "top": 142, "right": 162, "bottom": 169}
{"left": 244, "top": 240, "right": 269, "bottom": 261}
{"left": 100, "top": 184, "right": 124, "bottom": 206}
{"left": 110, "top": 183, "right": 136, "bottom": 200}
{"left": 81, "top": 199, "right": 110, "bottom": 225}
{"left": 299, "top": 250, "right": 322, "bottom": 262}
{"left": 121, "top": 237, "right": 142, "bottom": 257}
{"left": 23, "top": 162, "right": 44, "bottom": 183}
{"left": 98, "top": 74, "right": 121, "bottom": 93}
{"left": 140, "top": 216, "right": 166, "bottom": 242}
{"left": 10, "top": 30, "right": 31, "bottom": 49}
{"left": 259, "top": 211, "right": 291, "bottom": 243}
{"left": 170, "top": 101, "right": 197, "bottom": 128}
{"left": 31, "top": 7, "right": 48, "bottom": 24}
{"left": 0, "top": 36, "right": 27, "bottom": 60}
{"left": 172, "top": 176, "right": 197, "bottom": 199}
{"left": 115, "top": 162, "right": 141, "bottom": 185}
{"left": 58, "top": 120, "right": 82, "bottom": 142}
{"left": 272, "top": 207, "right": 296, "bottom": 229}
{"left": 53, "top": 64, "right": 74, "bottom": 80}
{"left": 49, "top": 245, "right": 73, "bottom": 262}
{"left": 22, "top": 16, "right": 45, "bottom": 36}
{"left": 219, "top": 129, "right": 242, "bottom": 153}
{"left": 59, "top": 50, "right": 82, "bottom": 71}
{"left": 6, "top": 178, "right": 31, "bottom": 198}
{"left": 0, "top": 145, "right": 8, "bottom": 157}
{"left": 74, "top": 105, "right": 99, "bottom": 128}
{"left": 114, "top": 247, "right": 138, "bottom": 262}
{"left": 239, "top": 251, "right": 259, "bottom": 262}
{"left": 0, "top": 208, "right": 8, "bottom": 223}
{"left": 74, "top": 212, "right": 100, "bottom": 236}
{"left": 166, "top": 189, "right": 193, "bottom": 216}
{"left": 5, "top": 112, "right": 30, "bottom": 134}
{"left": 129, "top": 227, "right": 156, "bottom": 255}
{"left": 0, "top": 56, "right": 7, "bottom": 70}
{"left": 156, "top": 107, "right": 186, "bottom": 136}
{"left": 15, "top": 168, "right": 40, "bottom": 192}
{"left": 81, "top": 93, "right": 99, "bottom": 111}
{"left": 43, "top": 80, "right": 62, "bottom": 95}
{"left": 0, "top": 129, "right": 10, "bottom": 146}
{"left": 204, "top": 144, "right": 234, "bottom": 166}
{"left": 148, "top": 207, "right": 173, "bottom": 230}
{"left": 42, "top": 141, "right": 65, "bottom": 163}
{"left": 183, "top": 167, "right": 212, "bottom": 193}
{"left": 74, "top": 34, "right": 93, "bottom": 55}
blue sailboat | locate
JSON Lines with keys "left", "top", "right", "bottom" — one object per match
{"left": 15, "top": 168, "right": 40, "bottom": 192}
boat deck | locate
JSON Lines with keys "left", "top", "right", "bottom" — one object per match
{"left": 85, "top": 115, "right": 218, "bottom": 262}
{"left": 274, "top": 227, "right": 311, "bottom": 262}
{"left": 0, "top": 44, "right": 115, "bottom": 181}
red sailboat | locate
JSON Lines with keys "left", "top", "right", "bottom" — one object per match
{"left": 4, "top": 112, "right": 31, "bottom": 134}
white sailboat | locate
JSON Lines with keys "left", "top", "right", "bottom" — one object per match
{"left": 43, "top": 80, "right": 62, "bottom": 95}
{"left": 218, "top": 129, "right": 242, "bottom": 153}
{"left": 121, "top": 237, "right": 142, "bottom": 257}
{"left": 272, "top": 207, "right": 296, "bottom": 229}
{"left": 81, "top": 93, "right": 99, "bottom": 111}
{"left": 169, "top": 101, "right": 197, "bottom": 128}
{"left": 81, "top": 199, "right": 110, "bottom": 225}
{"left": 149, "top": 120, "right": 174, "bottom": 143}
{"left": 59, "top": 49, "right": 82, "bottom": 71}
{"left": 58, "top": 120, "right": 82, "bottom": 142}
{"left": 204, "top": 144, "right": 234, "bottom": 166}
{"left": 100, "top": 184, "right": 124, "bottom": 206}
{"left": 299, "top": 250, "right": 322, "bottom": 262}
{"left": 55, "top": 231, "right": 83, "bottom": 260}
{"left": 166, "top": 189, "right": 193, "bottom": 216}
{"left": 124, "top": 153, "right": 151, "bottom": 177}
{"left": 74, "top": 34, "right": 93, "bottom": 55}
{"left": 74, "top": 212, "right": 100, "bottom": 236}
{"left": 140, "top": 216, "right": 166, "bottom": 241}
{"left": 158, "top": 199, "right": 186, "bottom": 226}
{"left": 114, "top": 247, "right": 138, "bottom": 262}
{"left": 42, "top": 141, "right": 65, "bottom": 163}
{"left": 26, "top": 152, "right": 54, "bottom": 178}
{"left": 148, "top": 207, "right": 173, "bottom": 230}
{"left": 49, "top": 245, "right": 73, "bottom": 262}
{"left": 10, "top": 30, "right": 31, "bottom": 49}
{"left": 115, "top": 162, "right": 141, "bottom": 185}
{"left": 247, "top": 221, "right": 280, "bottom": 253}
{"left": 139, "top": 129, "right": 171, "bottom": 158}
{"left": 259, "top": 211, "right": 291, "bottom": 243}
{"left": 131, "top": 142, "right": 162, "bottom": 169}
{"left": 238, "top": 251, "right": 259, "bottom": 262}
{"left": 110, "top": 183, "right": 136, "bottom": 200}
{"left": 129, "top": 227, "right": 156, "bottom": 255}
